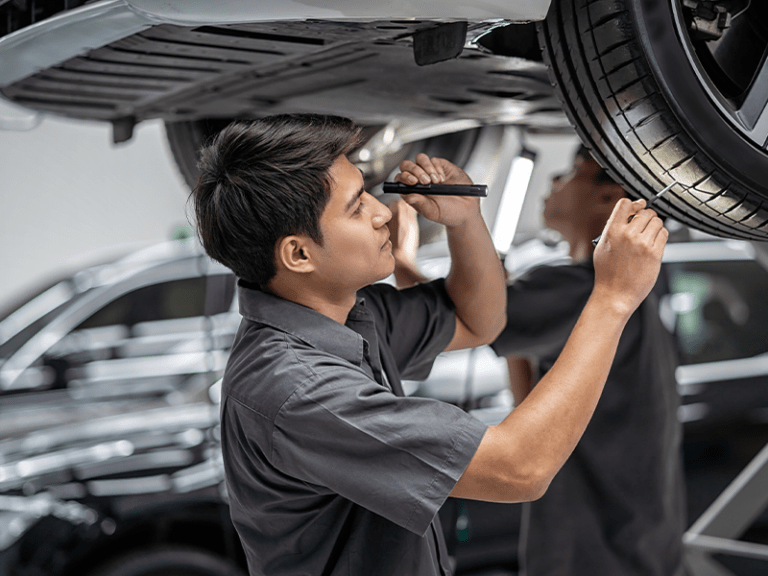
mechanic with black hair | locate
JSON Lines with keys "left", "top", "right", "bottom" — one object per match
{"left": 492, "top": 146, "right": 686, "bottom": 576}
{"left": 191, "top": 114, "right": 668, "bottom": 576}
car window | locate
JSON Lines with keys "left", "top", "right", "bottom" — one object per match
{"left": 666, "top": 260, "right": 768, "bottom": 365}
{"left": 76, "top": 277, "right": 209, "bottom": 329}
{"left": 0, "top": 274, "right": 238, "bottom": 394}
{"left": 205, "top": 273, "right": 237, "bottom": 316}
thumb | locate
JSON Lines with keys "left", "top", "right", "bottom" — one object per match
{"left": 402, "top": 193, "right": 425, "bottom": 207}
{"left": 401, "top": 193, "right": 437, "bottom": 221}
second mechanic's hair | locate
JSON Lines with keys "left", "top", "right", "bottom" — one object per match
{"left": 191, "top": 114, "right": 363, "bottom": 290}
{"left": 575, "top": 144, "right": 617, "bottom": 185}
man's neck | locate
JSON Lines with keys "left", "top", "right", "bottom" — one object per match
{"left": 269, "top": 277, "right": 358, "bottom": 324}
{"left": 300, "top": 293, "right": 358, "bottom": 325}
{"left": 569, "top": 237, "right": 594, "bottom": 263}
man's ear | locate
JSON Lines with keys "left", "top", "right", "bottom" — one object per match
{"left": 275, "top": 235, "right": 316, "bottom": 274}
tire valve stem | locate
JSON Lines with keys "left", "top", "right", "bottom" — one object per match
{"left": 592, "top": 181, "right": 678, "bottom": 247}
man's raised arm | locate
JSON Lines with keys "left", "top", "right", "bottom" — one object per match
{"left": 451, "top": 197, "right": 668, "bottom": 502}
{"left": 395, "top": 153, "right": 507, "bottom": 350}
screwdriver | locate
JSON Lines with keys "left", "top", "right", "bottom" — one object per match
{"left": 591, "top": 181, "right": 677, "bottom": 247}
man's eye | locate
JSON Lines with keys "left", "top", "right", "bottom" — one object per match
{"left": 353, "top": 202, "right": 363, "bottom": 214}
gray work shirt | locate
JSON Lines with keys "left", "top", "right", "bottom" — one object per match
{"left": 221, "top": 279, "right": 487, "bottom": 576}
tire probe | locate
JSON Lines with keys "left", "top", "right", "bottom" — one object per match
{"left": 591, "top": 181, "right": 678, "bottom": 247}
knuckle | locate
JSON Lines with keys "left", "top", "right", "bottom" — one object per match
{"left": 644, "top": 234, "right": 655, "bottom": 247}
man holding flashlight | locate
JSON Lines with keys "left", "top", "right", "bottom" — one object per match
{"left": 191, "top": 114, "right": 667, "bottom": 576}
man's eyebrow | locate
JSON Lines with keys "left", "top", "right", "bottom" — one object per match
{"left": 345, "top": 178, "right": 365, "bottom": 212}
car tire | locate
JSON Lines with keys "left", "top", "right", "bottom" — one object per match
{"left": 86, "top": 546, "right": 245, "bottom": 576}
{"left": 539, "top": 0, "right": 768, "bottom": 239}
{"left": 166, "top": 119, "right": 234, "bottom": 191}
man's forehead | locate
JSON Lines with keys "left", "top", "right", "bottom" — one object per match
{"left": 334, "top": 154, "right": 363, "bottom": 178}
{"left": 325, "top": 155, "right": 364, "bottom": 209}
{"left": 574, "top": 155, "right": 600, "bottom": 174}
{"left": 329, "top": 155, "right": 362, "bottom": 189}
{"left": 573, "top": 153, "right": 595, "bottom": 168}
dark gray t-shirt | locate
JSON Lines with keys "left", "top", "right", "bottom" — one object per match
{"left": 492, "top": 261, "right": 685, "bottom": 576}
{"left": 221, "top": 279, "right": 487, "bottom": 576}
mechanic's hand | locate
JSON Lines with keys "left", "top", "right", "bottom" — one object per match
{"left": 386, "top": 198, "right": 419, "bottom": 265}
{"left": 394, "top": 153, "right": 480, "bottom": 227}
{"left": 592, "top": 198, "right": 668, "bottom": 315}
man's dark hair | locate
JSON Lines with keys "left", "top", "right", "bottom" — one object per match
{"left": 575, "top": 144, "right": 617, "bottom": 185}
{"left": 191, "top": 114, "right": 363, "bottom": 290}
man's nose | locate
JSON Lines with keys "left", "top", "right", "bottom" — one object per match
{"left": 372, "top": 198, "right": 392, "bottom": 227}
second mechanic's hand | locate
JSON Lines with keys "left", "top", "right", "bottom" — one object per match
{"left": 394, "top": 153, "right": 479, "bottom": 227}
{"left": 386, "top": 198, "right": 419, "bottom": 263}
{"left": 592, "top": 198, "right": 668, "bottom": 316}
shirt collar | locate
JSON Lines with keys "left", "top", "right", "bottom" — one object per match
{"left": 237, "top": 282, "right": 373, "bottom": 366}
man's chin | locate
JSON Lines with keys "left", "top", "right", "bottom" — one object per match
{"left": 385, "top": 261, "right": 396, "bottom": 279}
{"left": 376, "top": 259, "right": 397, "bottom": 283}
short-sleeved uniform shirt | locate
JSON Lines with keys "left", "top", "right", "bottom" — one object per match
{"left": 221, "top": 279, "right": 488, "bottom": 576}
{"left": 491, "top": 261, "right": 685, "bottom": 576}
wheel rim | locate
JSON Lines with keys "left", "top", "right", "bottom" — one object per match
{"left": 673, "top": 0, "right": 768, "bottom": 149}
{"left": 632, "top": 0, "right": 768, "bottom": 196}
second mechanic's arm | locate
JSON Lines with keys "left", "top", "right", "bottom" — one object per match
{"left": 395, "top": 153, "right": 507, "bottom": 350}
{"left": 451, "top": 197, "right": 668, "bottom": 503}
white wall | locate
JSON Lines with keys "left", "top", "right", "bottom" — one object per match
{"left": 0, "top": 114, "right": 191, "bottom": 307}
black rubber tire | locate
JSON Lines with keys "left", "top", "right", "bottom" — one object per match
{"left": 86, "top": 546, "right": 245, "bottom": 576}
{"left": 166, "top": 119, "right": 234, "bottom": 191}
{"left": 538, "top": 0, "right": 768, "bottom": 240}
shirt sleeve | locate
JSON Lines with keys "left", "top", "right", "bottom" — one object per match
{"left": 271, "top": 365, "right": 487, "bottom": 536}
{"left": 361, "top": 279, "right": 456, "bottom": 380}
{"left": 490, "top": 263, "right": 594, "bottom": 359}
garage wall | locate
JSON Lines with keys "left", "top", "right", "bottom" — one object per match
{"left": 0, "top": 115, "right": 190, "bottom": 307}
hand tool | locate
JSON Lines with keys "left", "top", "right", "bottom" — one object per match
{"left": 591, "top": 181, "right": 677, "bottom": 247}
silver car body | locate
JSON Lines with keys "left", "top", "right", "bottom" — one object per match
{"left": 0, "top": 0, "right": 551, "bottom": 91}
